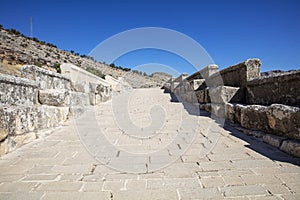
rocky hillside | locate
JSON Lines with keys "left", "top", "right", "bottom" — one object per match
{"left": 0, "top": 28, "right": 169, "bottom": 88}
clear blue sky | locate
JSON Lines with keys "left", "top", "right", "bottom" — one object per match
{"left": 1, "top": 0, "right": 299, "bottom": 76}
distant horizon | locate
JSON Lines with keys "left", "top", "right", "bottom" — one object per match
{"left": 1, "top": 0, "right": 299, "bottom": 76}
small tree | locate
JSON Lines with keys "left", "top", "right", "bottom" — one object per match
{"left": 0, "top": 24, "right": 3, "bottom": 30}
{"left": 51, "top": 63, "right": 61, "bottom": 73}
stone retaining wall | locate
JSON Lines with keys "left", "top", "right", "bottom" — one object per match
{"left": 0, "top": 64, "right": 114, "bottom": 156}
{"left": 246, "top": 70, "right": 300, "bottom": 106}
{"left": 165, "top": 58, "right": 300, "bottom": 157}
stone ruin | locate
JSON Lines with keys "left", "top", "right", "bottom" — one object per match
{"left": 0, "top": 63, "right": 130, "bottom": 155}
{"left": 163, "top": 58, "right": 300, "bottom": 157}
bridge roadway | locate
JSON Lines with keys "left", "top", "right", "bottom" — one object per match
{"left": 0, "top": 88, "right": 299, "bottom": 199}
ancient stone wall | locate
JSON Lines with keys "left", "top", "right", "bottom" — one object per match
{"left": 246, "top": 70, "right": 300, "bottom": 106}
{"left": 165, "top": 58, "right": 300, "bottom": 157}
{"left": 0, "top": 64, "right": 114, "bottom": 156}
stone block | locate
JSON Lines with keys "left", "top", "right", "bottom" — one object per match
{"left": 0, "top": 106, "right": 38, "bottom": 136}
{"left": 37, "top": 106, "right": 69, "bottom": 129}
{"left": 246, "top": 70, "right": 300, "bottom": 105}
{"left": 74, "top": 81, "right": 90, "bottom": 93}
{"left": 189, "top": 79, "right": 205, "bottom": 90}
{"left": 263, "top": 134, "right": 286, "bottom": 148}
{"left": 195, "top": 89, "right": 210, "bottom": 103}
{"left": 211, "top": 103, "right": 225, "bottom": 118}
{"left": 207, "top": 58, "right": 261, "bottom": 87}
{"left": 21, "top": 65, "right": 71, "bottom": 90}
{"left": 266, "top": 104, "right": 300, "bottom": 139}
{"left": 240, "top": 105, "right": 269, "bottom": 131}
{"left": 38, "top": 89, "right": 70, "bottom": 106}
{"left": 68, "top": 106, "right": 85, "bottom": 118}
{"left": 70, "top": 92, "right": 90, "bottom": 106}
{"left": 280, "top": 140, "right": 300, "bottom": 158}
{"left": 0, "top": 74, "right": 38, "bottom": 106}
{"left": 209, "top": 86, "right": 242, "bottom": 104}
{"left": 234, "top": 104, "right": 246, "bottom": 124}
{"left": 225, "top": 103, "right": 235, "bottom": 123}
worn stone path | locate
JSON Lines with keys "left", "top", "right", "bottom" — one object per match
{"left": 0, "top": 88, "right": 300, "bottom": 200}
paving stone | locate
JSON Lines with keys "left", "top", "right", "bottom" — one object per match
{"left": 222, "top": 176, "right": 244, "bottom": 186}
{"left": 36, "top": 182, "right": 83, "bottom": 191}
{"left": 41, "top": 192, "right": 111, "bottom": 200}
{"left": 200, "top": 176, "right": 225, "bottom": 188}
{"left": 263, "top": 183, "right": 291, "bottom": 195}
{"left": 0, "top": 192, "right": 44, "bottom": 200}
{"left": 241, "top": 174, "right": 280, "bottom": 185}
{"left": 275, "top": 173, "right": 300, "bottom": 183}
{"left": 0, "top": 174, "right": 24, "bottom": 182}
{"left": 113, "top": 189, "right": 178, "bottom": 200}
{"left": 102, "top": 180, "right": 125, "bottom": 191}
{"left": 82, "top": 182, "right": 104, "bottom": 192}
{"left": 286, "top": 183, "right": 300, "bottom": 193}
{"left": 178, "top": 187, "right": 222, "bottom": 199}
{"left": 22, "top": 174, "right": 58, "bottom": 182}
{"left": 126, "top": 179, "right": 146, "bottom": 190}
{"left": 220, "top": 185, "right": 267, "bottom": 197}
{"left": 0, "top": 182, "right": 39, "bottom": 192}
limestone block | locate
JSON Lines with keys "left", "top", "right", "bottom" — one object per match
{"left": 195, "top": 89, "right": 210, "bottom": 103}
{"left": 0, "top": 74, "right": 38, "bottom": 106}
{"left": 190, "top": 79, "right": 205, "bottom": 90}
{"left": 211, "top": 103, "right": 225, "bottom": 118}
{"left": 263, "top": 134, "right": 286, "bottom": 148}
{"left": 266, "top": 104, "right": 300, "bottom": 139}
{"left": 68, "top": 106, "right": 85, "bottom": 118}
{"left": 70, "top": 92, "right": 90, "bottom": 106}
{"left": 74, "top": 81, "right": 90, "bottom": 93}
{"left": 225, "top": 103, "right": 235, "bottom": 123}
{"left": 0, "top": 106, "right": 38, "bottom": 136}
{"left": 39, "top": 89, "right": 70, "bottom": 106}
{"left": 280, "top": 140, "right": 300, "bottom": 158}
{"left": 240, "top": 105, "right": 269, "bottom": 132}
{"left": 209, "top": 86, "right": 242, "bottom": 104}
{"left": 234, "top": 104, "right": 247, "bottom": 125}
{"left": 36, "top": 106, "right": 69, "bottom": 129}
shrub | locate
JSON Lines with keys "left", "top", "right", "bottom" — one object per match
{"left": 86, "top": 67, "right": 105, "bottom": 79}
{"left": 51, "top": 63, "right": 61, "bottom": 73}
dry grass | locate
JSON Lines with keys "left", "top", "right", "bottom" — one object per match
{"left": 0, "top": 60, "right": 22, "bottom": 76}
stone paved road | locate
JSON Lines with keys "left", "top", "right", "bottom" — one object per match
{"left": 0, "top": 88, "right": 300, "bottom": 200}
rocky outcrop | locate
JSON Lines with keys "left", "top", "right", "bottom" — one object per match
{"left": 0, "top": 29, "right": 167, "bottom": 88}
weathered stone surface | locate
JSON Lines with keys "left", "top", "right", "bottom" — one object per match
{"left": 234, "top": 104, "right": 247, "bottom": 124}
{"left": 225, "top": 103, "right": 235, "bottom": 123}
{"left": 263, "top": 134, "right": 286, "bottom": 148}
{"left": 209, "top": 86, "right": 242, "bottom": 104}
{"left": 240, "top": 105, "right": 269, "bottom": 131}
{"left": 207, "top": 58, "right": 261, "bottom": 87}
{"left": 0, "top": 128, "right": 8, "bottom": 142}
{"left": 0, "top": 106, "right": 38, "bottom": 136}
{"left": 70, "top": 92, "right": 90, "bottom": 106}
{"left": 74, "top": 81, "right": 90, "bottom": 93}
{"left": 280, "top": 140, "right": 300, "bottom": 157}
{"left": 189, "top": 79, "right": 205, "bottom": 90}
{"left": 68, "top": 106, "right": 85, "bottom": 118}
{"left": 37, "top": 105, "right": 69, "bottom": 130}
{"left": 266, "top": 104, "right": 300, "bottom": 139}
{"left": 0, "top": 73, "right": 38, "bottom": 106}
{"left": 186, "top": 64, "right": 219, "bottom": 81}
{"left": 21, "top": 65, "right": 71, "bottom": 90}
{"left": 39, "top": 89, "right": 70, "bottom": 106}
{"left": 246, "top": 70, "right": 300, "bottom": 105}
{"left": 195, "top": 89, "right": 210, "bottom": 103}
{"left": 211, "top": 103, "right": 225, "bottom": 118}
